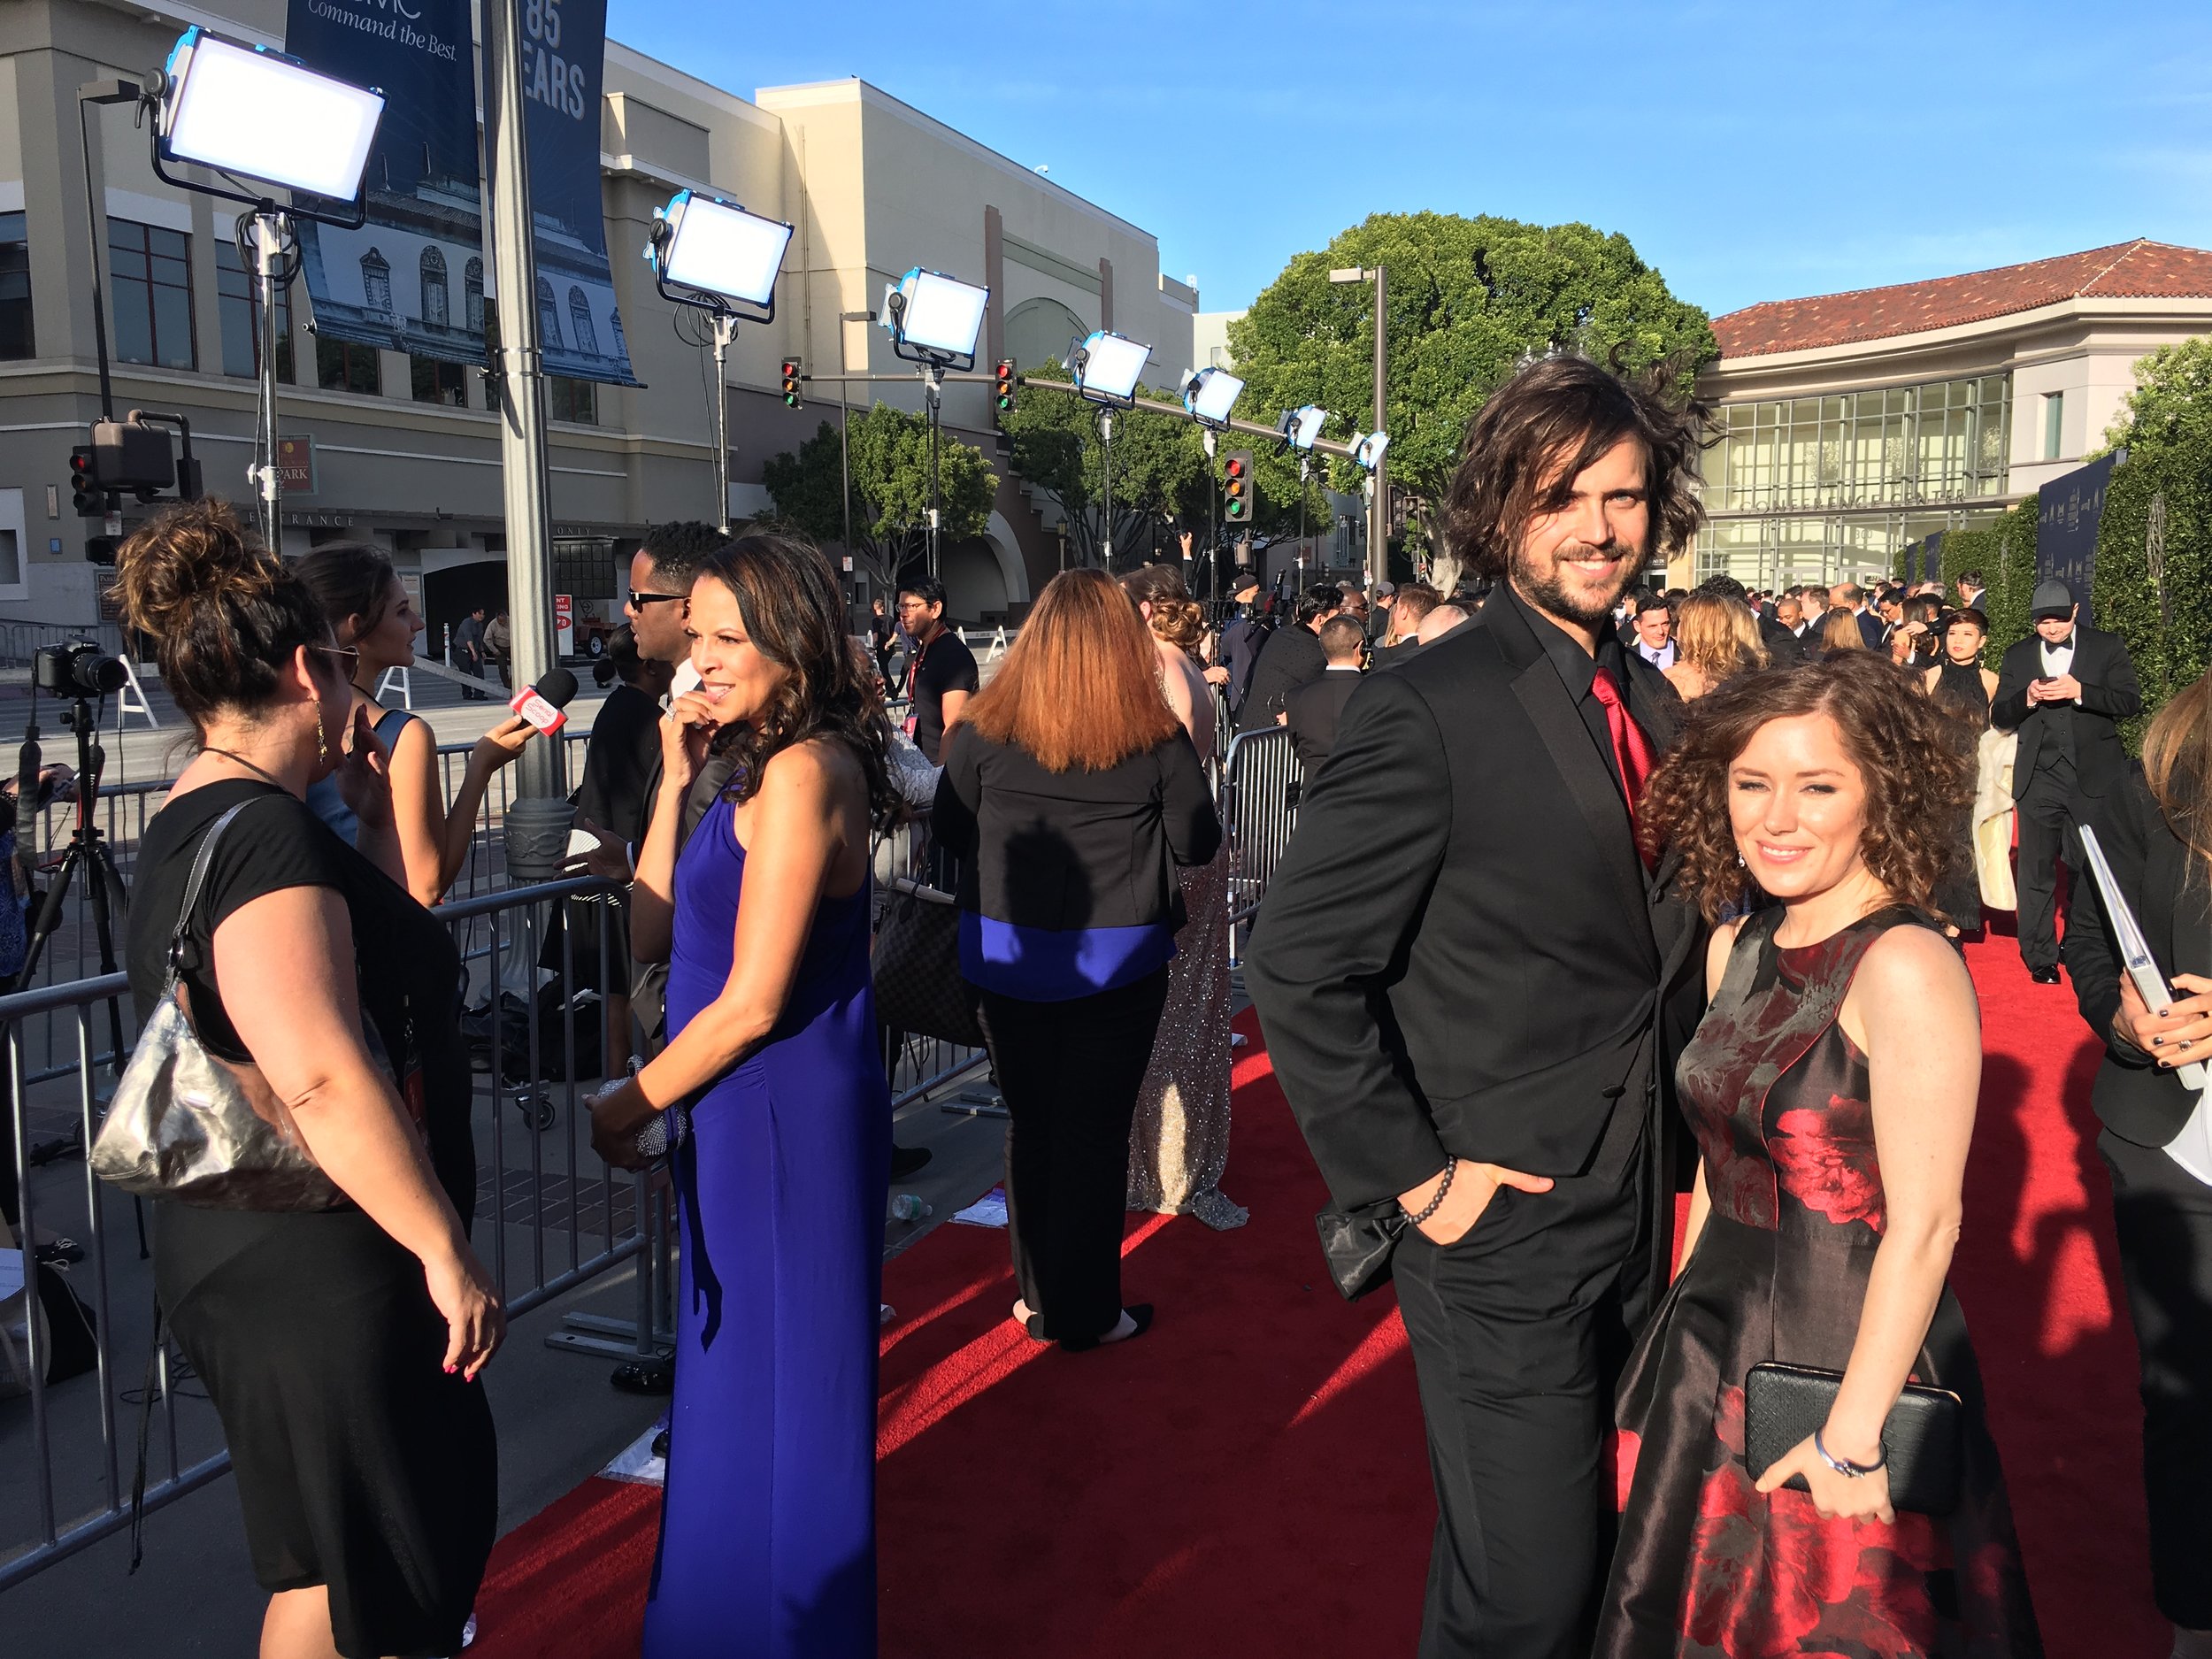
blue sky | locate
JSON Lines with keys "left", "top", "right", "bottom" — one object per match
{"left": 606, "top": 0, "right": 2212, "bottom": 322}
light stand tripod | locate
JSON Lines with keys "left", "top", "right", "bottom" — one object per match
{"left": 14, "top": 695, "right": 130, "bottom": 1059}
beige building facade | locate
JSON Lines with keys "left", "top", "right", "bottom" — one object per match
{"left": 0, "top": 0, "right": 1195, "bottom": 634}
{"left": 1691, "top": 240, "right": 2212, "bottom": 592}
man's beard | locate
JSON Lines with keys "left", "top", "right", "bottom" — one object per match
{"left": 1510, "top": 540, "right": 1640, "bottom": 631}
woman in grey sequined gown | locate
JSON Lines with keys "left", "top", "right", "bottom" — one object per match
{"left": 1121, "top": 566, "right": 1246, "bottom": 1231}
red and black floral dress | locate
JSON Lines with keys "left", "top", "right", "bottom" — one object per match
{"left": 1596, "top": 906, "right": 2041, "bottom": 1658}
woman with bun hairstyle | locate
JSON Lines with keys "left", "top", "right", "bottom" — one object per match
{"left": 114, "top": 501, "right": 501, "bottom": 1659}
{"left": 295, "top": 542, "right": 536, "bottom": 905}
{"left": 1118, "top": 564, "right": 1244, "bottom": 1229}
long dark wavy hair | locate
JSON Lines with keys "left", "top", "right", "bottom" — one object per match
{"left": 1442, "top": 354, "right": 1713, "bottom": 580}
{"left": 689, "top": 532, "right": 895, "bottom": 826}
{"left": 1640, "top": 651, "right": 1976, "bottom": 924}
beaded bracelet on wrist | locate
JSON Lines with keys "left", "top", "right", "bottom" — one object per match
{"left": 1404, "top": 1156, "right": 1458, "bottom": 1227}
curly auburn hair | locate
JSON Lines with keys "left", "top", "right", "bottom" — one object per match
{"left": 1441, "top": 353, "right": 1714, "bottom": 581}
{"left": 1640, "top": 652, "right": 1976, "bottom": 924}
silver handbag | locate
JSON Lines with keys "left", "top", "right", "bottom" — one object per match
{"left": 89, "top": 798, "right": 349, "bottom": 1211}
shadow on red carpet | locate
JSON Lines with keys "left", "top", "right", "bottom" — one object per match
{"left": 467, "top": 933, "right": 2162, "bottom": 1659}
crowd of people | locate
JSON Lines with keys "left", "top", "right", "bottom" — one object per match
{"left": 89, "top": 341, "right": 2209, "bottom": 1659}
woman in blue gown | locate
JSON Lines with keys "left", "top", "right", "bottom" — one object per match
{"left": 591, "top": 532, "right": 896, "bottom": 1658}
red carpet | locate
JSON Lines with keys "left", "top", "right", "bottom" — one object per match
{"left": 470, "top": 933, "right": 2164, "bottom": 1659}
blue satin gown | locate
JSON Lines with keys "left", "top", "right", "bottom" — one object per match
{"left": 642, "top": 795, "right": 891, "bottom": 1657}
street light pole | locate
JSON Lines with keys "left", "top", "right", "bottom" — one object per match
{"left": 1329, "top": 263, "right": 1389, "bottom": 588}
{"left": 482, "top": 0, "right": 565, "bottom": 818}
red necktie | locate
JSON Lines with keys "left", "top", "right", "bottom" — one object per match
{"left": 1589, "top": 666, "right": 1656, "bottom": 870}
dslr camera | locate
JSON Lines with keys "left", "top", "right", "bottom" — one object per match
{"left": 34, "top": 641, "right": 128, "bottom": 700}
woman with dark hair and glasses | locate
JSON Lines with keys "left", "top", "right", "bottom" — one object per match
{"left": 1598, "top": 652, "right": 2039, "bottom": 1656}
{"left": 588, "top": 531, "right": 896, "bottom": 1659}
{"left": 295, "top": 543, "right": 536, "bottom": 904}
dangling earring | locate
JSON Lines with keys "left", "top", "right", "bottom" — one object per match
{"left": 315, "top": 707, "right": 329, "bottom": 766}
{"left": 1736, "top": 852, "right": 1747, "bottom": 868}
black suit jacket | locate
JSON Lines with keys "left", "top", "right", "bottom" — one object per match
{"left": 1236, "top": 622, "right": 1327, "bottom": 733}
{"left": 2063, "top": 767, "right": 2209, "bottom": 1147}
{"left": 1758, "top": 614, "right": 1804, "bottom": 667}
{"left": 1283, "top": 668, "right": 1363, "bottom": 772}
{"left": 1989, "top": 626, "right": 2142, "bottom": 801}
{"left": 1246, "top": 584, "right": 1705, "bottom": 1214}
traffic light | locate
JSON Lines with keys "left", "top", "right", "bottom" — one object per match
{"left": 780, "top": 357, "right": 803, "bottom": 409}
{"left": 995, "top": 358, "right": 1016, "bottom": 416}
{"left": 1223, "top": 450, "right": 1254, "bottom": 524}
{"left": 68, "top": 447, "right": 102, "bottom": 517}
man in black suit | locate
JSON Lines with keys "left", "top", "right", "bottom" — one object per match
{"left": 1247, "top": 357, "right": 1706, "bottom": 1659}
{"left": 1993, "top": 578, "right": 2143, "bottom": 983}
{"left": 1236, "top": 582, "right": 1344, "bottom": 732}
{"left": 1282, "top": 613, "right": 1365, "bottom": 772}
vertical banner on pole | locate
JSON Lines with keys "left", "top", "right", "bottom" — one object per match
{"left": 285, "top": 0, "right": 639, "bottom": 387}
{"left": 2036, "top": 452, "right": 2118, "bottom": 622}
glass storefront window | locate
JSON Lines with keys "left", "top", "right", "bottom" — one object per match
{"left": 1701, "top": 373, "right": 2011, "bottom": 515}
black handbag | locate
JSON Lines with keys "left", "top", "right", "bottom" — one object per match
{"left": 1315, "top": 1199, "right": 1407, "bottom": 1302}
{"left": 1744, "top": 1362, "right": 1964, "bottom": 1516}
{"left": 871, "top": 877, "right": 985, "bottom": 1048}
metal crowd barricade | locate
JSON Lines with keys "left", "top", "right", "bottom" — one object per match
{"left": 0, "top": 873, "right": 671, "bottom": 1593}
{"left": 1218, "top": 726, "right": 1303, "bottom": 965}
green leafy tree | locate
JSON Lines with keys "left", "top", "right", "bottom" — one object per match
{"left": 2092, "top": 335, "right": 2212, "bottom": 733}
{"left": 998, "top": 360, "right": 1328, "bottom": 572}
{"left": 1228, "top": 212, "right": 1717, "bottom": 569}
{"left": 761, "top": 404, "right": 997, "bottom": 595}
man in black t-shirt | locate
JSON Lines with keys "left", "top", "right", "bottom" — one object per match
{"left": 895, "top": 575, "right": 978, "bottom": 764}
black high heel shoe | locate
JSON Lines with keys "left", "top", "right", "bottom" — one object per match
{"left": 1059, "top": 1304, "right": 1153, "bottom": 1353}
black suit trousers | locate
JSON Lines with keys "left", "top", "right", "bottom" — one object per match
{"left": 1391, "top": 1134, "right": 1649, "bottom": 1659}
{"left": 979, "top": 970, "right": 1169, "bottom": 1342}
{"left": 2015, "top": 771, "right": 2080, "bottom": 969}
{"left": 2100, "top": 1128, "right": 2212, "bottom": 1628}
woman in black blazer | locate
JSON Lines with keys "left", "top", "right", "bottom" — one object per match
{"left": 931, "top": 570, "right": 1222, "bottom": 1351}
{"left": 2062, "top": 672, "right": 2212, "bottom": 1655}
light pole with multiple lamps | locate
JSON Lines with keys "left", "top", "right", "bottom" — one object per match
{"left": 881, "top": 268, "right": 990, "bottom": 579}
{"left": 1328, "top": 263, "right": 1389, "bottom": 588}
{"left": 1069, "top": 329, "right": 1153, "bottom": 567}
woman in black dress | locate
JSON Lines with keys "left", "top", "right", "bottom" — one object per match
{"left": 1921, "top": 608, "right": 2000, "bottom": 933}
{"left": 1597, "top": 653, "right": 2039, "bottom": 1657}
{"left": 113, "top": 501, "right": 501, "bottom": 1659}
{"left": 2062, "top": 672, "right": 2212, "bottom": 1659}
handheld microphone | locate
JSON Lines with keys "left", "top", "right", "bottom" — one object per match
{"left": 510, "top": 665, "right": 580, "bottom": 735}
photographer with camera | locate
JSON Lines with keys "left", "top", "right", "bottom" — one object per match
{"left": 296, "top": 545, "right": 537, "bottom": 907}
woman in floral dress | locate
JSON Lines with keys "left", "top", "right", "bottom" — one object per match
{"left": 1597, "top": 653, "right": 2040, "bottom": 1658}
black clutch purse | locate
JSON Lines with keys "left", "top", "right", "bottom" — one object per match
{"left": 1315, "top": 1200, "right": 1407, "bottom": 1302}
{"left": 1744, "top": 1362, "right": 1964, "bottom": 1516}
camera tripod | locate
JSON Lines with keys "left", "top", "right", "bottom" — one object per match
{"left": 12, "top": 695, "right": 131, "bottom": 1097}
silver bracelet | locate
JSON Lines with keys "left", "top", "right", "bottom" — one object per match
{"left": 1814, "top": 1426, "right": 1886, "bottom": 1478}
{"left": 1404, "top": 1156, "right": 1458, "bottom": 1227}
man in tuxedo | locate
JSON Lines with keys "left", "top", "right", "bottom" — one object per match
{"left": 1992, "top": 579, "right": 2143, "bottom": 983}
{"left": 1247, "top": 356, "right": 1706, "bottom": 1659}
{"left": 1209, "top": 577, "right": 1269, "bottom": 718}
{"left": 1375, "top": 583, "right": 1442, "bottom": 669}
{"left": 1956, "top": 569, "right": 1987, "bottom": 611}
{"left": 1829, "top": 580, "right": 1883, "bottom": 649}
{"left": 1282, "top": 614, "right": 1366, "bottom": 771}
{"left": 1237, "top": 582, "right": 1345, "bottom": 732}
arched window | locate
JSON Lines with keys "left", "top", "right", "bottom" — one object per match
{"left": 567, "top": 285, "right": 598, "bottom": 355}
{"left": 464, "top": 257, "right": 484, "bottom": 332}
{"left": 419, "top": 246, "right": 449, "bottom": 327}
{"left": 609, "top": 307, "right": 626, "bottom": 358}
{"left": 536, "top": 275, "right": 563, "bottom": 349}
{"left": 360, "top": 247, "right": 392, "bottom": 317}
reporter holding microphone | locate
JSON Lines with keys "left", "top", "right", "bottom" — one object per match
{"left": 2062, "top": 671, "right": 2212, "bottom": 1659}
{"left": 296, "top": 543, "right": 541, "bottom": 905}
{"left": 113, "top": 502, "right": 501, "bottom": 1659}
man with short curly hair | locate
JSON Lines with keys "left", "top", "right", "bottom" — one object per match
{"left": 1249, "top": 355, "right": 1709, "bottom": 1657}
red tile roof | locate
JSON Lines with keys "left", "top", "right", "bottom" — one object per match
{"left": 1711, "top": 241, "right": 2212, "bottom": 358}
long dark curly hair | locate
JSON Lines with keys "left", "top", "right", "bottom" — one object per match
{"left": 1640, "top": 652, "right": 1976, "bottom": 924}
{"left": 689, "top": 532, "right": 895, "bottom": 827}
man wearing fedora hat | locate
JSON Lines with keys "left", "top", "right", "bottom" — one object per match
{"left": 1992, "top": 577, "right": 2142, "bottom": 982}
